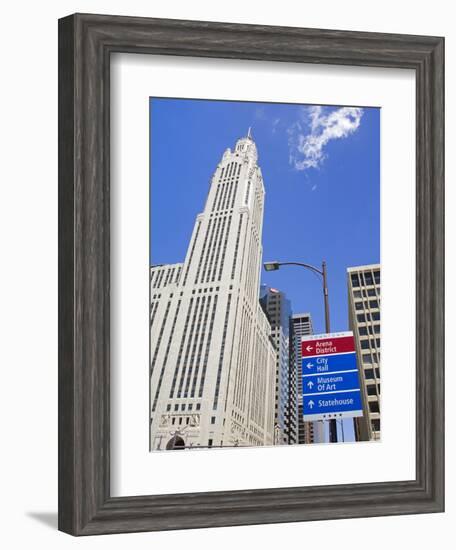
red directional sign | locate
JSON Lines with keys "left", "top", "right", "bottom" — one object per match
{"left": 301, "top": 333, "right": 356, "bottom": 358}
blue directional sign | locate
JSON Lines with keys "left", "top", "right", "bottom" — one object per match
{"left": 301, "top": 332, "right": 363, "bottom": 421}
{"left": 303, "top": 390, "right": 363, "bottom": 418}
{"left": 302, "top": 352, "right": 357, "bottom": 376}
{"left": 302, "top": 370, "right": 360, "bottom": 394}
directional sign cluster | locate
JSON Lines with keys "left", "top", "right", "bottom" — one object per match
{"left": 301, "top": 332, "right": 363, "bottom": 421}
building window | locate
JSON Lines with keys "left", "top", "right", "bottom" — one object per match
{"left": 372, "top": 419, "right": 381, "bottom": 432}
{"left": 367, "top": 384, "right": 377, "bottom": 396}
{"left": 351, "top": 274, "right": 360, "bottom": 287}
{"left": 196, "top": 403, "right": 201, "bottom": 410}
{"left": 361, "top": 339, "right": 370, "bottom": 349}
{"left": 364, "top": 368, "right": 375, "bottom": 379}
{"left": 166, "top": 404, "right": 171, "bottom": 411}
{"left": 208, "top": 439, "right": 213, "bottom": 447}
{"left": 357, "top": 313, "right": 366, "bottom": 323}
{"left": 211, "top": 416, "right": 216, "bottom": 424}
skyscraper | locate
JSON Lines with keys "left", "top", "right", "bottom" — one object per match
{"left": 149, "top": 131, "right": 276, "bottom": 450}
{"left": 291, "top": 313, "right": 324, "bottom": 444}
{"left": 347, "top": 264, "right": 381, "bottom": 441}
{"left": 260, "top": 285, "right": 296, "bottom": 445}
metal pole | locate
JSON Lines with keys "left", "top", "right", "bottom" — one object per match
{"left": 322, "top": 261, "right": 330, "bottom": 333}
{"left": 322, "top": 261, "right": 338, "bottom": 444}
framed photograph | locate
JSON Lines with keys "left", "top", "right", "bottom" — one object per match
{"left": 58, "top": 13, "right": 444, "bottom": 535}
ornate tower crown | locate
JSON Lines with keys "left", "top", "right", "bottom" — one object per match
{"left": 234, "top": 127, "right": 258, "bottom": 162}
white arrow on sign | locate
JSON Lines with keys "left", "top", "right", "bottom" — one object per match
{"left": 306, "top": 362, "right": 314, "bottom": 369}
{"left": 306, "top": 345, "right": 313, "bottom": 352}
{"left": 307, "top": 381, "right": 314, "bottom": 389}
{"left": 308, "top": 400, "right": 315, "bottom": 409}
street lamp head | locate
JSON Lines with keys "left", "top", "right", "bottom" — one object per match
{"left": 263, "top": 261, "right": 280, "bottom": 272}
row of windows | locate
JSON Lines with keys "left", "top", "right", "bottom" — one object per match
{"left": 360, "top": 338, "right": 381, "bottom": 349}
{"left": 351, "top": 270, "right": 380, "bottom": 288}
{"left": 364, "top": 367, "right": 381, "bottom": 380}
{"left": 234, "top": 306, "right": 253, "bottom": 411}
{"left": 150, "top": 301, "right": 159, "bottom": 329}
{"left": 151, "top": 268, "right": 166, "bottom": 289}
{"left": 167, "top": 402, "right": 201, "bottom": 412}
{"left": 362, "top": 352, "right": 380, "bottom": 364}
{"left": 150, "top": 300, "right": 173, "bottom": 411}
{"left": 357, "top": 311, "right": 380, "bottom": 323}
{"left": 216, "top": 215, "right": 233, "bottom": 282}
{"left": 169, "top": 416, "right": 194, "bottom": 426}
{"left": 151, "top": 266, "right": 181, "bottom": 289}
{"left": 194, "top": 219, "right": 213, "bottom": 284}
{"left": 182, "top": 221, "right": 201, "bottom": 286}
{"left": 213, "top": 294, "right": 232, "bottom": 410}
{"left": 353, "top": 288, "right": 377, "bottom": 299}
{"left": 151, "top": 300, "right": 182, "bottom": 411}
{"left": 169, "top": 297, "right": 195, "bottom": 398}
{"left": 200, "top": 215, "right": 227, "bottom": 283}
{"left": 177, "top": 296, "right": 207, "bottom": 398}
{"left": 359, "top": 325, "right": 380, "bottom": 336}
{"left": 231, "top": 214, "right": 244, "bottom": 279}
{"left": 355, "top": 299, "right": 380, "bottom": 310}
{"left": 244, "top": 220, "right": 262, "bottom": 304}
{"left": 196, "top": 296, "right": 219, "bottom": 398}
{"left": 213, "top": 162, "right": 240, "bottom": 212}
{"left": 218, "top": 176, "right": 238, "bottom": 211}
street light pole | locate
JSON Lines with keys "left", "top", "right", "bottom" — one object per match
{"left": 322, "top": 261, "right": 330, "bottom": 334}
{"left": 263, "top": 259, "right": 338, "bottom": 443}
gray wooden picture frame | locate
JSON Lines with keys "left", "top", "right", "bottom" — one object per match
{"left": 58, "top": 13, "right": 445, "bottom": 536}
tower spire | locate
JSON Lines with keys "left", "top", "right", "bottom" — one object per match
{"left": 247, "top": 126, "right": 252, "bottom": 139}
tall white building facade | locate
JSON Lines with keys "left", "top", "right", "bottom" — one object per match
{"left": 150, "top": 132, "right": 276, "bottom": 450}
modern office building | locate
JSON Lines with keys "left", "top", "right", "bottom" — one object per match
{"left": 291, "top": 313, "right": 324, "bottom": 444}
{"left": 260, "top": 285, "right": 296, "bottom": 445}
{"left": 347, "top": 264, "right": 381, "bottom": 441}
{"left": 149, "top": 131, "right": 276, "bottom": 450}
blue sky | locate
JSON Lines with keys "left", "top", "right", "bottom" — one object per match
{"left": 150, "top": 98, "right": 380, "bottom": 335}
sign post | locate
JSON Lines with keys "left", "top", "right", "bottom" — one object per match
{"left": 301, "top": 331, "right": 363, "bottom": 423}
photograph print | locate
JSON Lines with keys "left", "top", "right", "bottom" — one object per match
{"left": 149, "top": 98, "right": 380, "bottom": 451}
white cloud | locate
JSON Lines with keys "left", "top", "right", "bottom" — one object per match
{"left": 288, "top": 106, "right": 363, "bottom": 171}
{"left": 272, "top": 117, "right": 280, "bottom": 134}
{"left": 255, "top": 106, "right": 266, "bottom": 120}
